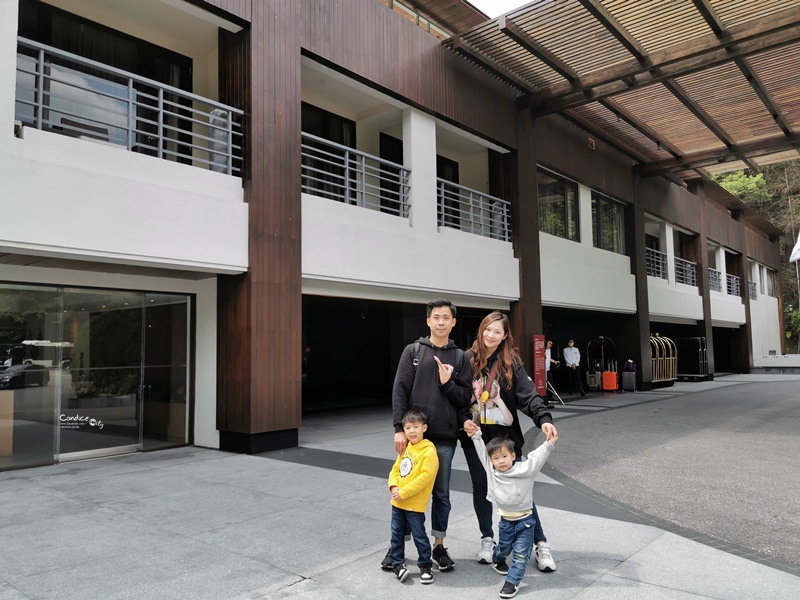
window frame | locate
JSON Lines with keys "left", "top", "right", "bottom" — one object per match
{"left": 537, "top": 167, "right": 579, "bottom": 242}
{"left": 590, "top": 191, "right": 627, "bottom": 255}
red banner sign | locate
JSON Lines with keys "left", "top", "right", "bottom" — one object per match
{"left": 532, "top": 334, "right": 546, "bottom": 396}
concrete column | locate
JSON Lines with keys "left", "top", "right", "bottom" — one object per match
{"left": 402, "top": 108, "right": 437, "bottom": 234}
{"left": 0, "top": 1, "right": 20, "bottom": 137}
{"left": 665, "top": 223, "right": 677, "bottom": 285}
{"left": 579, "top": 184, "right": 593, "bottom": 246}
{"left": 194, "top": 277, "right": 219, "bottom": 449}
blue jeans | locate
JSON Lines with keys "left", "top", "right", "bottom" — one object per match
{"left": 390, "top": 506, "right": 432, "bottom": 567}
{"left": 493, "top": 514, "right": 536, "bottom": 586}
{"left": 430, "top": 442, "right": 455, "bottom": 539}
{"left": 463, "top": 442, "right": 548, "bottom": 544}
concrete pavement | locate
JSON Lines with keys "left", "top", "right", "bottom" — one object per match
{"left": 1, "top": 375, "right": 799, "bottom": 599}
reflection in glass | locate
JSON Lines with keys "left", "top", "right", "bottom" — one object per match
{"left": 538, "top": 169, "right": 579, "bottom": 242}
{"left": 59, "top": 290, "right": 143, "bottom": 456}
{"left": 0, "top": 285, "right": 60, "bottom": 470}
{"left": 142, "top": 294, "right": 189, "bottom": 450}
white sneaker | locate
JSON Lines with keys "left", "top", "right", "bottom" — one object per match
{"left": 535, "top": 542, "right": 556, "bottom": 572}
{"left": 477, "top": 536, "right": 495, "bottom": 564}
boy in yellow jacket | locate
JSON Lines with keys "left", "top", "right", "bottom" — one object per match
{"left": 387, "top": 410, "right": 439, "bottom": 584}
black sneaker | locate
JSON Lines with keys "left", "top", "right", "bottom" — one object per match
{"left": 419, "top": 566, "right": 434, "bottom": 584}
{"left": 499, "top": 581, "right": 519, "bottom": 598}
{"left": 380, "top": 549, "right": 393, "bottom": 571}
{"left": 492, "top": 559, "right": 509, "bottom": 575}
{"left": 393, "top": 563, "right": 409, "bottom": 583}
{"left": 432, "top": 544, "right": 455, "bottom": 571}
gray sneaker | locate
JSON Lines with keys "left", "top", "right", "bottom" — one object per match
{"left": 477, "top": 536, "right": 494, "bottom": 564}
{"left": 535, "top": 541, "right": 556, "bottom": 572}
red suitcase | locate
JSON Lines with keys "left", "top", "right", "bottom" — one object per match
{"left": 602, "top": 371, "right": 617, "bottom": 391}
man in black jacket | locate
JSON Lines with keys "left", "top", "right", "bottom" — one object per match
{"left": 381, "top": 299, "right": 472, "bottom": 572}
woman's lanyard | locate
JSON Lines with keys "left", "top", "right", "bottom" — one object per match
{"left": 479, "top": 360, "right": 500, "bottom": 423}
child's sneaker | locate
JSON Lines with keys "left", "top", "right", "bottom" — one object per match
{"left": 380, "top": 549, "right": 393, "bottom": 571}
{"left": 393, "top": 563, "right": 409, "bottom": 583}
{"left": 499, "top": 581, "right": 519, "bottom": 598}
{"left": 492, "top": 559, "right": 509, "bottom": 575}
{"left": 419, "top": 566, "right": 434, "bottom": 584}
{"left": 535, "top": 541, "right": 557, "bottom": 572}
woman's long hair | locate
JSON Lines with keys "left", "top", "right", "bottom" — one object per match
{"left": 470, "top": 311, "right": 521, "bottom": 389}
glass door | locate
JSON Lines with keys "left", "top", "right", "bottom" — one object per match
{"left": 141, "top": 293, "right": 190, "bottom": 450}
{"left": 58, "top": 289, "right": 143, "bottom": 459}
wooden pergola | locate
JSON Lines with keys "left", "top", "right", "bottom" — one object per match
{"left": 432, "top": 0, "right": 800, "bottom": 183}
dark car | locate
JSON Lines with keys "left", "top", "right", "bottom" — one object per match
{"left": 0, "top": 364, "right": 50, "bottom": 389}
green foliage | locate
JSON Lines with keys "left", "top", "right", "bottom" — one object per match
{"left": 714, "top": 171, "right": 771, "bottom": 210}
{"left": 716, "top": 163, "right": 800, "bottom": 347}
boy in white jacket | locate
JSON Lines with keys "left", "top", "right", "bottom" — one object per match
{"left": 468, "top": 428, "right": 557, "bottom": 599}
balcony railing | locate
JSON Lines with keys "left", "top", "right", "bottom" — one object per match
{"left": 674, "top": 257, "right": 697, "bottom": 286}
{"left": 709, "top": 268, "right": 723, "bottom": 292}
{"left": 437, "top": 179, "right": 511, "bottom": 241}
{"left": 301, "top": 133, "right": 410, "bottom": 217}
{"left": 645, "top": 248, "right": 668, "bottom": 280}
{"left": 727, "top": 273, "right": 741, "bottom": 297}
{"left": 15, "top": 37, "right": 243, "bottom": 175}
{"left": 749, "top": 280, "right": 758, "bottom": 300}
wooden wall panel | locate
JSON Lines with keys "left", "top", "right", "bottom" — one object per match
{"left": 532, "top": 115, "right": 635, "bottom": 201}
{"left": 745, "top": 228, "right": 781, "bottom": 268}
{"left": 641, "top": 177, "right": 701, "bottom": 231}
{"left": 199, "top": 0, "right": 251, "bottom": 23}
{"left": 704, "top": 200, "right": 744, "bottom": 252}
{"left": 299, "top": 0, "right": 518, "bottom": 149}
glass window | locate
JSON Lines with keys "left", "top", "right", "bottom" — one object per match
{"left": 537, "top": 169, "right": 579, "bottom": 241}
{"left": 591, "top": 192, "right": 626, "bottom": 254}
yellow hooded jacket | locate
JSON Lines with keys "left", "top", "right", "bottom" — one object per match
{"left": 388, "top": 438, "right": 439, "bottom": 513}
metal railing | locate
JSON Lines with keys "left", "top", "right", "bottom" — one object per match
{"left": 727, "top": 273, "right": 741, "bottom": 297}
{"left": 437, "top": 179, "right": 511, "bottom": 241}
{"left": 749, "top": 280, "right": 758, "bottom": 300}
{"left": 645, "top": 248, "right": 668, "bottom": 280}
{"left": 709, "top": 268, "right": 723, "bottom": 292}
{"left": 674, "top": 257, "right": 697, "bottom": 286}
{"left": 15, "top": 37, "right": 243, "bottom": 175}
{"left": 301, "top": 133, "right": 410, "bottom": 217}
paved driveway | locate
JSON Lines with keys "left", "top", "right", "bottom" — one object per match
{"left": 543, "top": 374, "right": 800, "bottom": 567}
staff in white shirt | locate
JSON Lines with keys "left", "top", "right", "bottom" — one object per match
{"left": 562, "top": 339, "right": 586, "bottom": 396}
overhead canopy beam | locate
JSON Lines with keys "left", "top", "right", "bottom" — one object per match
{"left": 597, "top": 98, "right": 681, "bottom": 157}
{"left": 450, "top": 37, "right": 533, "bottom": 93}
{"left": 498, "top": 16, "right": 579, "bottom": 84}
{"left": 518, "top": 8, "right": 800, "bottom": 114}
{"left": 661, "top": 80, "right": 736, "bottom": 149}
{"left": 691, "top": 0, "right": 794, "bottom": 138}
{"left": 576, "top": 0, "right": 646, "bottom": 60}
{"left": 634, "top": 132, "right": 800, "bottom": 176}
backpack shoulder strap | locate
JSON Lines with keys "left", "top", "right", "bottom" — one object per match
{"left": 412, "top": 341, "right": 422, "bottom": 370}
{"left": 453, "top": 348, "right": 465, "bottom": 376}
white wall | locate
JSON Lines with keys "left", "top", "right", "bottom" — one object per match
{"left": 302, "top": 194, "right": 519, "bottom": 303}
{"left": 648, "top": 277, "right": 704, "bottom": 321}
{"left": 0, "top": 264, "right": 220, "bottom": 448}
{"left": 0, "top": 128, "right": 247, "bottom": 274}
{"left": 710, "top": 290, "right": 746, "bottom": 326}
{"left": 750, "top": 289, "right": 783, "bottom": 365}
{"left": 540, "top": 233, "right": 636, "bottom": 312}
{"left": 539, "top": 184, "right": 635, "bottom": 312}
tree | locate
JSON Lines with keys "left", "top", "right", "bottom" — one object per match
{"left": 715, "top": 163, "right": 800, "bottom": 350}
